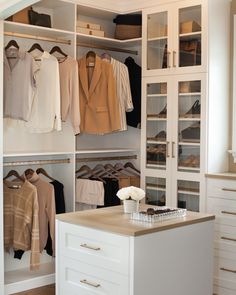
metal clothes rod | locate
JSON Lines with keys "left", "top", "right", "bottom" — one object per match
{"left": 76, "top": 155, "right": 137, "bottom": 163}
{"left": 3, "top": 158, "right": 70, "bottom": 167}
{"left": 4, "top": 31, "right": 71, "bottom": 45}
{"left": 77, "top": 42, "right": 138, "bottom": 55}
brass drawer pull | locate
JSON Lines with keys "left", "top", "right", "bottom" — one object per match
{"left": 167, "top": 51, "right": 171, "bottom": 68}
{"left": 80, "top": 243, "right": 101, "bottom": 251}
{"left": 222, "top": 188, "right": 236, "bottom": 192}
{"left": 221, "top": 236, "right": 236, "bottom": 242}
{"left": 80, "top": 279, "right": 101, "bottom": 288}
{"left": 221, "top": 210, "right": 236, "bottom": 216}
{"left": 220, "top": 267, "right": 236, "bottom": 274}
{"left": 172, "top": 142, "right": 175, "bottom": 158}
{"left": 166, "top": 141, "right": 170, "bottom": 158}
{"left": 173, "top": 50, "right": 177, "bottom": 67}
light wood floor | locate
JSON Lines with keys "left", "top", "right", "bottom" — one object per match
{"left": 13, "top": 284, "right": 55, "bottom": 295}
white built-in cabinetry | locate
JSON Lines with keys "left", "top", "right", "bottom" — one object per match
{"left": 1, "top": 0, "right": 141, "bottom": 294}
{"left": 141, "top": 0, "right": 230, "bottom": 213}
{"left": 207, "top": 175, "right": 236, "bottom": 295}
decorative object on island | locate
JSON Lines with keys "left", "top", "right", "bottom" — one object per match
{"left": 116, "top": 186, "right": 145, "bottom": 213}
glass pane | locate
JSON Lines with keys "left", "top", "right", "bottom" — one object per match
{"left": 146, "top": 177, "right": 166, "bottom": 206}
{"left": 177, "top": 180, "right": 200, "bottom": 212}
{"left": 146, "top": 83, "right": 167, "bottom": 170}
{"left": 147, "top": 11, "right": 168, "bottom": 70}
{"left": 179, "top": 5, "right": 201, "bottom": 67}
{"left": 178, "top": 80, "right": 201, "bottom": 173}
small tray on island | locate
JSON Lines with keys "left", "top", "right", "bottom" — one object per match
{"left": 130, "top": 207, "right": 187, "bottom": 223}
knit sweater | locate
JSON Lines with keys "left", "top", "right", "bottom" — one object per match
{"left": 4, "top": 180, "right": 40, "bottom": 270}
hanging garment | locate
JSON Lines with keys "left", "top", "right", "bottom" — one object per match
{"left": 4, "top": 49, "right": 36, "bottom": 121}
{"left": 78, "top": 55, "right": 121, "bottom": 134}
{"left": 110, "top": 58, "right": 133, "bottom": 131}
{"left": 124, "top": 57, "right": 141, "bottom": 128}
{"left": 26, "top": 51, "right": 61, "bottom": 133}
{"left": 98, "top": 178, "right": 120, "bottom": 207}
{"left": 45, "top": 179, "right": 66, "bottom": 256}
{"left": 59, "top": 56, "right": 80, "bottom": 135}
{"left": 76, "top": 178, "right": 104, "bottom": 206}
{"left": 3, "top": 180, "right": 40, "bottom": 270}
{"left": 26, "top": 172, "right": 56, "bottom": 255}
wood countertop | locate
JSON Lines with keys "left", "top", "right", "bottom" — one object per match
{"left": 56, "top": 205, "right": 215, "bottom": 237}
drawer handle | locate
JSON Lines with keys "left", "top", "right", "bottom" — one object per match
{"left": 222, "top": 188, "right": 236, "bottom": 192}
{"left": 221, "top": 236, "right": 236, "bottom": 242}
{"left": 221, "top": 210, "right": 236, "bottom": 216}
{"left": 220, "top": 267, "right": 236, "bottom": 274}
{"left": 80, "top": 279, "right": 101, "bottom": 288}
{"left": 80, "top": 243, "right": 101, "bottom": 251}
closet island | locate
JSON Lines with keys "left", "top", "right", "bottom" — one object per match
{"left": 56, "top": 205, "right": 215, "bottom": 295}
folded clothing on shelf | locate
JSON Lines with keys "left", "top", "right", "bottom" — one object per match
{"left": 147, "top": 130, "right": 166, "bottom": 141}
{"left": 113, "top": 14, "right": 142, "bottom": 39}
{"left": 113, "top": 14, "right": 142, "bottom": 26}
{"left": 179, "top": 154, "right": 200, "bottom": 168}
{"left": 182, "top": 100, "right": 200, "bottom": 118}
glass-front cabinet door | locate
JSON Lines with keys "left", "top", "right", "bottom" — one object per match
{"left": 145, "top": 176, "right": 166, "bottom": 206}
{"left": 144, "top": 79, "right": 172, "bottom": 171}
{"left": 177, "top": 4, "right": 202, "bottom": 69}
{"left": 177, "top": 180, "right": 200, "bottom": 211}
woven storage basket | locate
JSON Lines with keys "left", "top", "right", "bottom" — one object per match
{"left": 115, "top": 24, "right": 141, "bottom": 40}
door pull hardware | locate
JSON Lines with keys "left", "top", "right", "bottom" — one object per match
{"left": 166, "top": 141, "right": 170, "bottom": 158}
{"left": 172, "top": 142, "right": 175, "bottom": 158}
{"left": 221, "top": 236, "right": 236, "bottom": 242}
{"left": 220, "top": 267, "right": 236, "bottom": 274}
{"left": 222, "top": 188, "right": 236, "bottom": 193}
{"left": 80, "top": 243, "right": 101, "bottom": 251}
{"left": 173, "top": 50, "right": 177, "bottom": 67}
{"left": 80, "top": 279, "right": 101, "bottom": 288}
{"left": 221, "top": 211, "right": 236, "bottom": 216}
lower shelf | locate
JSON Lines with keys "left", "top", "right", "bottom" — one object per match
{"left": 5, "top": 262, "right": 55, "bottom": 295}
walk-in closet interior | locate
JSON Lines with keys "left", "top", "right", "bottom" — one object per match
{"left": 0, "top": 0, "right": 233, "bottom": 294}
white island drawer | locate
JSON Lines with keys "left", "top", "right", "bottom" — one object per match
{"left": 207, "top": 178, "right": 236, "bottom": 200}
{"left": 59, "top": 222, "right": 130, "bottom": 275}
{"left": 58, "top": 256, "right": 129, "bottom": 295}
{"left": 214, "top": 277, "right": 236, "bottom": 294}
{"left": 214, "top": 250, "right": 236, "bottom": 283}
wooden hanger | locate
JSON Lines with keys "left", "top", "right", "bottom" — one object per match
{"left": 24, "top": 168, "right": 34, "bottom": 179}
{"left": 3, "top": 170, "right": 25, "bottom": 182}
{"left": 124, "top": 162, "right": 140, "bottom": 174}
{"left": 28, "top": 43, "right": 44, "bottom": 53}
{"left": 5, "top": 40, "right": 19, "bottom": 50}
{"left": 86, "top": 51, "right": 96, "bottom": 67}
{"left": 76, "top": 165, "right": 105, "bottom": 183}
{"left": 50, "top": 46, "right": 67, "bottom": 58}
{"left": 113, "top": 163, "right": 135, "bottom": 176}
{"left": 103, "top": 164, "right": 126, "bottom": 177}
{"left": 93, "top": 164, "right": 119, "bottom": 180}
{"left": 36, "top": 167, "right": 55, "bottom": 181}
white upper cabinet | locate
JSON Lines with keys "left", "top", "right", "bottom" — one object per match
{"left": 143, "top": 0, "right": 206, "bottom": 76}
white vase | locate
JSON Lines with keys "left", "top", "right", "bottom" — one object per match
{"left": 123, "top": 200, "right": 139, "bottom": 214}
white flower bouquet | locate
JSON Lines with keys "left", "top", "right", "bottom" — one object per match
{"left": 117, "top": 186, "right": 145, "bottom": 201}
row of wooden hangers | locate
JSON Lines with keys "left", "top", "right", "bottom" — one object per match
{"left": 5, "top": 39, "right": 68, "bottom": 59}
{"left": 76, "top": 162, "right": 140, "bottom": 183}
{"left": 3, "top": 168, "right": 55, "bottom": 183}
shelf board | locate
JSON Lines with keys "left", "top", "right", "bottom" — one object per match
{"left": 147, "top": 163, "right": 166, "bottom": 169}
{"left": 5, "top": 262, "right": 55, "bottom": 294}
{"left": 178, "top": 118, "right": 200, "bottom": 121}
{"left": 147, "top": 94, "right": 167, "bottom": 98}
{"left": 4, "top": 21, "right": 74, "bottom": 39}
{"left": 178, "top": 190, "right": 199, "bottom": 196}
{"left": 147, "top": 140, "right": 166, "bottom": 145}
{"left": 147, "top": 117, "right": 167, "bottom": 121}
{"left": 178, "top": 166, "right": 200, "bottom": 172}
{"left": 179, "top": 31, "right": 201, "bottom": 38}
{"left": 146, "top": 185, "right": 166, "bottom": 192}
{"left": 77, "top": 33, "right": 142, "bottom": 48}
{"left": 178, "top": 142, "right": 200, "bottom": 146}
{"left": 76, "top": 148, "right": 137, "bottom": 154}
{"left": 3, "top": 151, "right": 74, "bottom": 158}
{"left": 148, "top": 36, "right": 167, "bottom": 42}
{"left": 179, "top": 92, "right": 201, "bottom": 96}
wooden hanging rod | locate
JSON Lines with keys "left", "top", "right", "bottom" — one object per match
{"left": 3, "top": 158, "right": 70, "bottom": 167}
{"left": 4, "top": 31, "right": 71, "bottom": 45}
{"left": 77, "top": 42, "right": 138, "bottom": 55}
{"left": 76, "top": 155, "right": 137, "bottom": 163}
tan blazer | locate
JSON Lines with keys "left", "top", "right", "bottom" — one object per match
{"left": 78, "top": 55, "right": 121, "bottom": 134}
